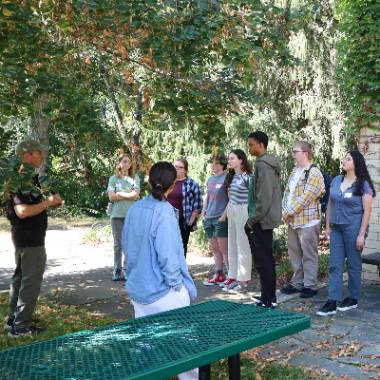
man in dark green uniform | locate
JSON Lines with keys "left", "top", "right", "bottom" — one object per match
{"left": 5, "top": 140, "right": 63, "bottom": 337}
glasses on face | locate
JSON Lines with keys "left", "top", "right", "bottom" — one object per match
{"left": 292, "top": 150, "right": 305, "bottom": 154}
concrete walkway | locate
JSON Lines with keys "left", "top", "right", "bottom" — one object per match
{"left": 0, "top": 225, "right": 379, "bottom": 379}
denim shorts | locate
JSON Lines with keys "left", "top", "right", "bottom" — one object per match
{"left": 203, "top": 217, "right": 228, "bottom": 238}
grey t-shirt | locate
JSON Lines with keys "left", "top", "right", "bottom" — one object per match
{"left": 205, "top": 173, "right": 228, "bottom": 219}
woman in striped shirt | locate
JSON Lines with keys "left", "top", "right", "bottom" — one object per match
{"left": 220, "top": 149, "right": 253, "bottom": 293}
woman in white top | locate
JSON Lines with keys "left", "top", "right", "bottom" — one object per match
{"left": 220, "top": 149, "right": 253, "bottom": 293}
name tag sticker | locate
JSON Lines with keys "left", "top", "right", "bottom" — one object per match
{"left": 344, "top": 193, "right": 353, "bottom": 198}
{"left": 215, "top": 184, "right": 222, "bottom": 189}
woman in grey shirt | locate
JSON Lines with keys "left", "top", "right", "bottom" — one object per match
{"left": 202, "top": 155, "right": 229, "bottom": 285}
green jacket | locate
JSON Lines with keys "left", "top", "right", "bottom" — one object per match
{"left": 248, "top": 153, "right": 282, "bottom": 230}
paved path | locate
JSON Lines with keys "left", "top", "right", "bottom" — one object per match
{"left": 1, "top": 224, "right": 379, "bottom": 379}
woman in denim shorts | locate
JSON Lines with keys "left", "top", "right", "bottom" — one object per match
{"left": 317, "top": 151, "right": 376, "bottom": 316}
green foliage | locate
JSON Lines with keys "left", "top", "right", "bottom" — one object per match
{"left": 336, "top": 0, "right": 380, "bottom": 128}
{"left": 0, "top": 0, "right": 362, "bottom": 215}
{"left": 0, "top": 156, "right": 48, "bottom": 203}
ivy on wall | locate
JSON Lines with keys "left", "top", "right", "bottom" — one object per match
{"left": 336, "top": 0, "right": 380, "bottom": 129}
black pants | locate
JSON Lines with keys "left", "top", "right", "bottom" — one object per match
{"left": 245, "top": 223, "right": 276, "bottom": 302}
{"left": 179, "top": 217, "right": 191, "bottom": 257}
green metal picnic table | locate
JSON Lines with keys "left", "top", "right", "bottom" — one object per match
{"left": 0, "top": 300, "right": 310, "bottom": 380}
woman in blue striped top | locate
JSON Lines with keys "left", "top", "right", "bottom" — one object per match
{"left": 220, "top": 149, "right": 253, "bottom": 293}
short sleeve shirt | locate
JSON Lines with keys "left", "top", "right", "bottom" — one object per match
{"left": 205, "top": 173, "right": 228, "bottom": 219}
{"left": 329, "top": 175, "right": 373, "bottom": 225}
{"left": 7, "top": 176, "right": 48, "bottom": 248}
{"left": 107, "top": 175, "right": 140, "bottom": 218}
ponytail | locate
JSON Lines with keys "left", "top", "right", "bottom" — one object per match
{"left": 149, "top": 162, "right": 177, "bottom": 201}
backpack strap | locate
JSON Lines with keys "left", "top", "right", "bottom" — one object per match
{"left": 303, "top": 164, "right": 318, "bottom": 192}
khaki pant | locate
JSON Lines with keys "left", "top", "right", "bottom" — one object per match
{"left": 9, "top": 246, "right": 46, "bottom": 325}
{"left": 227, "top": 204, "right": 252, "bottom": 281}
{"left": 288, "top": 224, "right": 320, "bottom": 290}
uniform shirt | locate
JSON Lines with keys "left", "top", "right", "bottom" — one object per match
{"left": 329, "top": 175, "right": 373, "bottom": 225}
{"left": 204, "top": 173, "right": 228, "bottom": 219}
{"left": 7, "top": 176, "right": 47, "bottom": 248}
{"left": 107, "top": 175, "right": 140, "bottom": 218}
{"left": 228, "top": 173, "right": 250, "bottom": 205}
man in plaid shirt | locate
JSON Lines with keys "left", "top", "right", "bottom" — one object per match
{"left": 281, "top": 141, "right": 325, "bottom": 298}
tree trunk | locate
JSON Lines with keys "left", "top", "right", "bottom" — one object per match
{"left": 99, "top": 63, "right": 130, "bottom": 146}
{"left": 30, "top": 95, "right": 50, "bottom": 176}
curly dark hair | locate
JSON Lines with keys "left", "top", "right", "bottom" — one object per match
{"left": 343, "top": 150, "right": 376, "bottom": 197}
{"left": 225, "top": 149, "right": 252, "bottom": 188}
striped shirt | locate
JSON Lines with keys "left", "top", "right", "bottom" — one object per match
{"left": 228, "top": 173, "right": 251, "bottom": 205}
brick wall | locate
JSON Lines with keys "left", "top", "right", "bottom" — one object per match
{"left": 359, "top": 127, "right": 380, "bottom": 254}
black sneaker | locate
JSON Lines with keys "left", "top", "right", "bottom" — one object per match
{"left": 337, "top": 297, "right": 358, "bottom": 312}
{"left": 316, "top": 300, "right": 337, "bottom": 316}
{"left": 8, "top": 325, "right": 45, "bottom": 338}
{"left": 112, "top": 269, "right": 125, "bottom": 281}
{"left": 252, "top": 296, "right": 277, "bottom": 309}
{"left": 280, "top": 284, "right": 301, "bottom": 295}
{"left": 300, "top": 287, "right": 318, "bottom": 298}
{"left": 4, "top": 316, "right": 14, "bottom": 332}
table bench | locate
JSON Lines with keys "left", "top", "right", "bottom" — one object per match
{"left": 0, "top": 300, "right": 310, "bottom": 380}
{"left": 362, "top": 251, "right": 380, "bottom": 276}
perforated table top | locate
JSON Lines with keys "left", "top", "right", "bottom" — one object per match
{"left": 0, "top": 300, "right": 310, "bottom": 380}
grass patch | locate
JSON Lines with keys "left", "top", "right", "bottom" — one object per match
{"left": 82, "top": 222, "right": 112, "bottom": 244}
{"left": 0, "top": 295, "right": 118, "bottom": 351}
{"left": 200, "top": 357, "right": 320, "bottom": 380}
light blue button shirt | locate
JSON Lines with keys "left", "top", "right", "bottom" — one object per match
{"left": 123, "top": 195, "right": 197, "bottom": 305}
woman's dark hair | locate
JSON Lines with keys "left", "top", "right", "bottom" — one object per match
{"left": 225, "top": 149, "right": 252, "bottom": 188}
{"left": 149, "top": 161, "right": 177, "bottom": 201}
{"left": 343, "top": 150, "right": 376, "bottom": 197}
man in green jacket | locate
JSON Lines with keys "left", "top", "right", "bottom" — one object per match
{"left": 245, "top": 131, "right": 282, "bottom": 308}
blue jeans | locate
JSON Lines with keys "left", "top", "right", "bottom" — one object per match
{"left": 328, "top": 221, "right": 363, "bottom": 301}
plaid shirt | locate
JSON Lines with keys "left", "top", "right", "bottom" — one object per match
{"left": 182, "top": 176, "right": 203, "bottom": 225}
{"left": 282, "top": 166, "right": 325, "bottom": 228}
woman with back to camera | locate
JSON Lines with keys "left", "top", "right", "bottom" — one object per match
{"left": 167, "top": 158, "right": 203, "bottom": 257}
{"left": 220, "top": 149, "right": 253, "bottom": 293}
{"left": 317, "top": 150, "right": 376, "bottom": 316}
{"left": 122, "top": 161, "right": 197, "bottom": 380}
{"left": 107, "top": 154, "right": 140, "bottom": 281}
